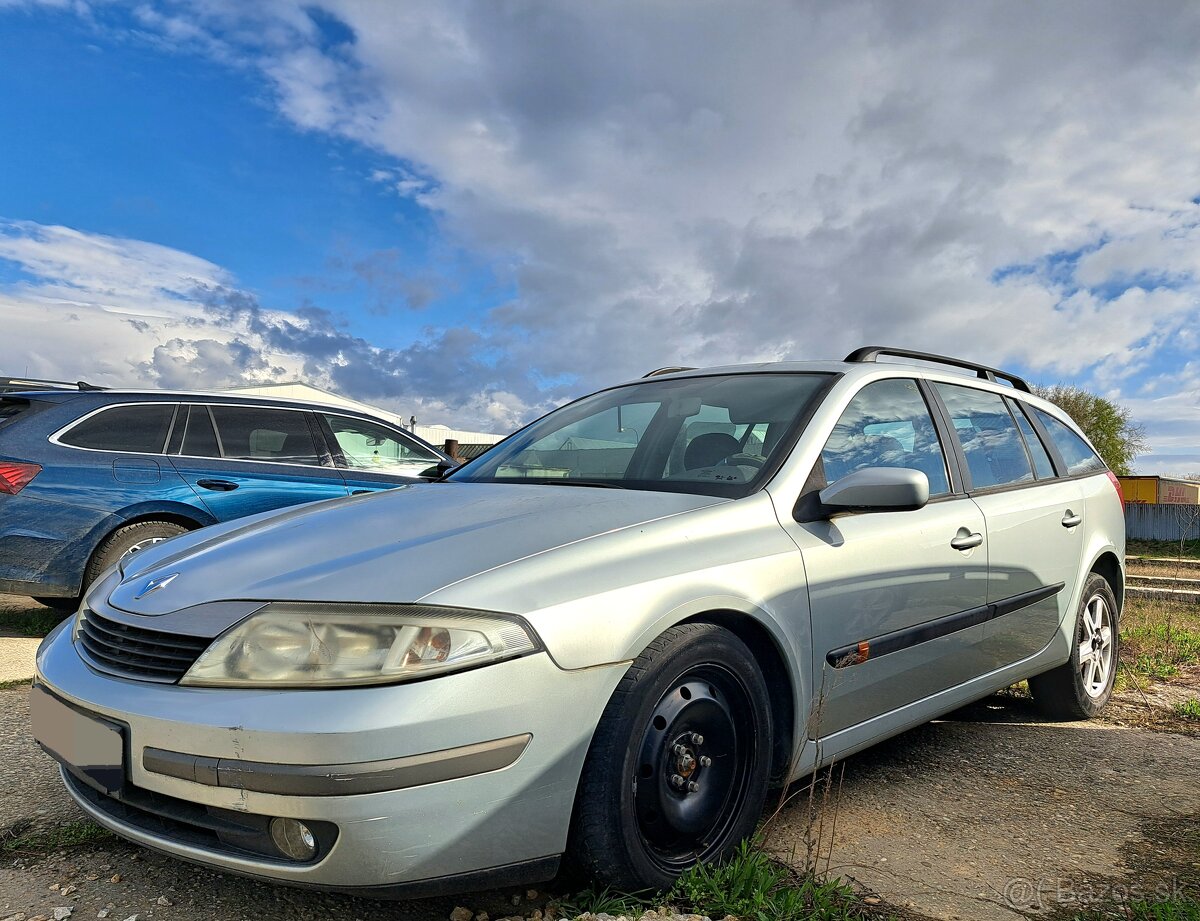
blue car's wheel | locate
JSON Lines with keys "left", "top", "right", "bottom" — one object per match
{"left": 85, "top": 520, "right": 188, "bottom": 590}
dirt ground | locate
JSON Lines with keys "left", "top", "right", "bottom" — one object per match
{"left": 1, "top": 594, "right": 1197, "bottom": 921}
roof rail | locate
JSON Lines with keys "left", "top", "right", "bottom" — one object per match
{"left": 0, "top": 377, "right": 78, "bottom": 393}
{"left": 844, "top": 346, "right": 1031, "bottom": 393}
{"left": 643, "top": 366, "right": 695, "bottom": 378}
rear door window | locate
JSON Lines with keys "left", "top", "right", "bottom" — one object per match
{"left": 1032, "top": 409, "right": 1107, "bottom": 476}
{"left": 179, "top": 406, "right": 222, "bottom": 458}
{"left": 1006, "top": 399, "right": 1055, "bottom": 479}
{"left": 208, "top": 406, "right": 321, "bottom": 466}
{"left": 58, "top": 404, "right": 176, "bottom": 454}
{"left": 934, "top": 384, "right": 1033, "bottom": 489}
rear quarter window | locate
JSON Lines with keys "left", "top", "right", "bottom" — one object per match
{"left": 1032, "top": 408, "right": 1108, "bottom": 476}
{"left": 58, "top": 404, "right": 176, "bottom": 453}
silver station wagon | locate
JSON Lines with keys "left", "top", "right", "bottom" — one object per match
{"left": 32, "top": 347, "right": 1125, "bottom": 896}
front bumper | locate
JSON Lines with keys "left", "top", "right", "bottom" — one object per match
{"left": 34, "top": 619, "right": 627, "bottom": 892}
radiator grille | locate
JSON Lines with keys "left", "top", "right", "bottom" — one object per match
{"left": 76, "top": 607, "right": 210, "bottom": 683}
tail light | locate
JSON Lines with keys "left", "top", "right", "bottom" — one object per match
{"left": 0, "top": 461, "right": 41, "bottom": 495}
{"left": 1105, "top": 470, "right": 1125, "bottom": 511}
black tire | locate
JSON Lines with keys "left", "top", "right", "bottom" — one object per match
{"left": 568, "top": 623, "right": 773, "bottom": 892}
{"left": 84, "top": 520, "right": 188, "bottom": 590}
{"left": 32, "top": 597, "right": 80, "bottom": 616}
{"left": 1029, "top": 572, "right": 1120, "bottom": 720}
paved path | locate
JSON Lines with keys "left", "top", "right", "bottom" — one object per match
{"left": 0, "top": 592, "right": 55, "bottom": 682}
{"left": 0, "top": 635, "right": 40, "bottom": 683}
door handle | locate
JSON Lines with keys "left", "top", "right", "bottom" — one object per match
{"left": 1061, "top": 510, "right": 1082, "bottom": 528}
{"left": 196, "top": 479, "right": 239, "bottom": 492}
{"left": 950, "top": 530, "right": 984, "bottom": 551}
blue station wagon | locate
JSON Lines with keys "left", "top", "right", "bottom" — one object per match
{"left": 0, "top": 389, "right": 447, "bottom": 608}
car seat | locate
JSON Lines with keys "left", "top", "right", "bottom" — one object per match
{"left": 683, "top": 432, "right": 741, "bottom": 470}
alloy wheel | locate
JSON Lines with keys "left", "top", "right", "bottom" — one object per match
{"left": 1079, "top": 594, "right": 1114, "bottom": 698}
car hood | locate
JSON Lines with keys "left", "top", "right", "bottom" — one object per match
{"left": 109, "top": 482, "right": 725, "bottom": 615}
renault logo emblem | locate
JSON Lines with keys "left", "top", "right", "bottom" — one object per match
{"left": 133, "top": 573, "right": 179, "bottom": 600}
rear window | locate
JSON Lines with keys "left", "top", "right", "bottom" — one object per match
{"left": 59, "top": 404, "right": 176, "bottom": 454}
{"left": 0, "top": 398, "right": 37, "bottom": 429}
{"left": 1032, "top": 409, "right": 1107, "bottom": 476}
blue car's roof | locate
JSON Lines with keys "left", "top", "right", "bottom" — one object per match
{"left": 6, "top": 388, "right": 387, "bottom": 413}
{"left": 2, "top": 389, "right": 444, "bottom": 452}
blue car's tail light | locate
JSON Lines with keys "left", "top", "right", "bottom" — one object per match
{"left": 0, "top": 460, "right": 40, "bottom": 495}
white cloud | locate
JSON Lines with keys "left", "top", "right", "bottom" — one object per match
{"left": 0, "top": 220, "right": 230, "bottom": 317}
{"left": 0, "top": 219, "right": 548, "bottom": 430}
{"left": 134, "top": 1, "right": 1200, "bottom": 386}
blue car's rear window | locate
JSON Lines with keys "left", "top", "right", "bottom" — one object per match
{"left": 0, "top": 397, "right": 48, "bottom": 430}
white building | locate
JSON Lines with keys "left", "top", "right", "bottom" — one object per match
{"left": 224, "top": 382, "right": 507, "bottom": 448}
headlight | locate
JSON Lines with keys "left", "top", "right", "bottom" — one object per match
{"left": 179, "top": 603, "right": 541, "bottom": 688}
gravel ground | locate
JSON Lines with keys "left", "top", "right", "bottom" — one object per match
{"left": 767, "top": 697, "right": 1199, "bottom": 920}
{"left": 2, "top": 593, "right": 1197, "bottom": 921}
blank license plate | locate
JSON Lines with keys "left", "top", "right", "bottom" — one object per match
{"left": 30, "top": 685, "right": 125, "bottom": 794}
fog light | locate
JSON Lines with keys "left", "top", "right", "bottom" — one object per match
{"left": 269, "top": 818, "right": 317, "bottom": 861}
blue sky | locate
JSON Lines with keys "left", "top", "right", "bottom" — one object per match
{"left": 1, "top": 2, "right": 1198, "bottom": 470}
{"left": 0, "top": 8, "right": 501, "bottom": 350}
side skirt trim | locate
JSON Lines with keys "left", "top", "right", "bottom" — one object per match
{"left": 826, "top": 582, "right": 1065, "bottom": 668}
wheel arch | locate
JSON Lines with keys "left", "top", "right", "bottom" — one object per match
{"left": 679, "top": 609, "right": 797, "bottom": 787}
{"left": 81, "top": 506, "right": 211, "bottom": 585}
{"left": 115, "top": 509, "right": 209, "bottom": 532}
{"left": 1089, "top": 550, "right": 1124, "bottom": 613}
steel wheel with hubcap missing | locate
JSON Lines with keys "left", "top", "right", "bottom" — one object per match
{"left": 569, "top": 623, "right": 773, "bottom": 891}
{"left": 1030, "top": 572, "right": 1120, "bottom": 720}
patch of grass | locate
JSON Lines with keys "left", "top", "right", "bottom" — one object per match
{"left": 668, "top": 839, "right": 874, "bottom": 921}
{"left": 1117, "top": 597, "right": 1200, "bottom": 690}
{"left": 0, "top": 606, "right": 70, "bottom": 638}
{"left": 1128, "top": 539, "right": 1200, "bottom": 561}
{"left": 1174, "top": 698, "right": 1200, "bottom": 721}
{"left": 1071, "top": 898, "right": 1200, "bottom": 920}
{"left": 557, "top": 841, "right": 883, "bottom": 921}
{"left": 0, "top": 677, "right": 31, "bottom": 691}
{"left": 1, "top": 819, "right": 113, "bottom": 853}
{"left": 555, "top": 886, "right": 655, "bottom": 918}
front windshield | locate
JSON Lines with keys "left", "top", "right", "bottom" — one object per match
{"left": 451, "top": 373, "right": 832, "bottom": 497}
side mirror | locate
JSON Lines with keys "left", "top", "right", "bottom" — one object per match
{"left": 420, "top": 459, "right": 461, "bottom": 480}
{"left": 818, "top": 467, "right": 929, "bottom": 514}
